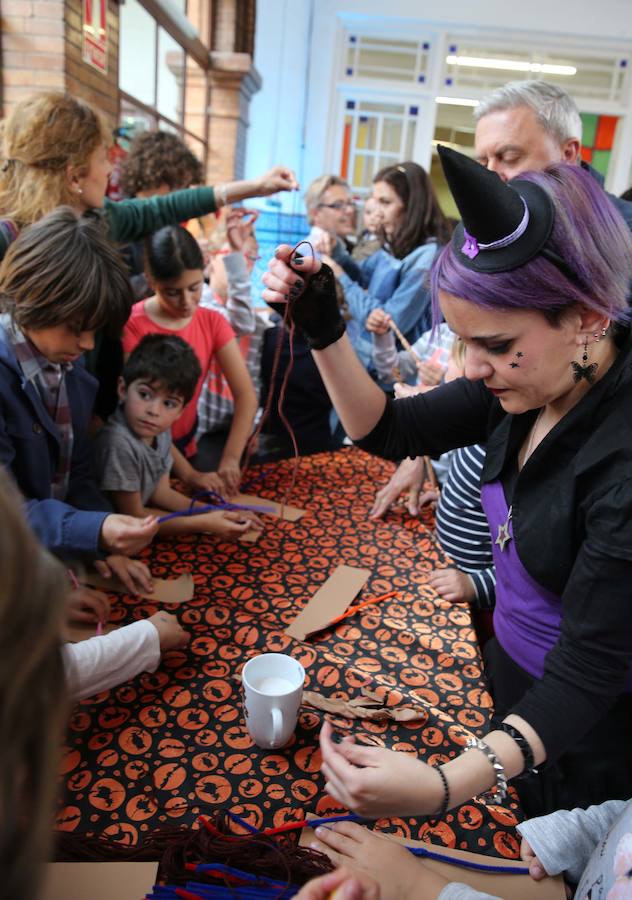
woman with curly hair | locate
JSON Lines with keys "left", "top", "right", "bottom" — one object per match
{"left": 118, "top": 130, "right": 204, "bottom": 198}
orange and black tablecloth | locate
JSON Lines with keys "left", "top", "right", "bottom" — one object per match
{"left": 57, "top": 447, "right": 523, "bottom": 857}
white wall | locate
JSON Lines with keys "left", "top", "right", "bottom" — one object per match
{"left": 245, "top": 0, "right": 632, "bottom": 204}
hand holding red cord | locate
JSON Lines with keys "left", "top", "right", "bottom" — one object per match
{"left": 262, "top": 244, "right": 346, "bottom": 350}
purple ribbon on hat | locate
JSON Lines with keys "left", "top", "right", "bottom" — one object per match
{"left": 461, "top": 197, "right": 530, "bottom": 260}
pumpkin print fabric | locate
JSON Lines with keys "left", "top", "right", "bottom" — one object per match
{"left": 57, "top": 448, "right": 523, "bottom": 856}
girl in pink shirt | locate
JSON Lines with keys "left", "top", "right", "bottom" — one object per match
{"left": 122, "top": 225, "right": 258, "bottom": 495}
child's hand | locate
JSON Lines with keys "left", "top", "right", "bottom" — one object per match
{"left": 296, "top": 866, "right": 380, "bottom": 900}
{"left": 428, "top": 567, "right": 476, "bottom": 603}
{"left": 201, "top": 509, "right": 263, "bottom": 538}
{"left": 393, "top": 381, "right": 424, "bottom": 399}
{"left": 218, "top": 457, "right": 241, "bottom": 496}
{"left": 520, "top": 838, "right": 548, "bottom": 881}
{"left": 416, "top": 359, "right": 446, "bottom": 386}
{"left": 100, "top": 514, "right": 158, "bottom": 556}
{"left": 95, "top": 555, "right": 154, "bottom": 595}
{"left": 365, "top": 309, "right": 392, "bottom": 335}
{"left": 226, "top": 207, "right": 259, "bottom": 252}
{"left": 320, "top": 253, "right": 344, "bottom": 278}
{"left": 66, "top": 586, "right": 110, "bottom": 626}
{"left": 148, "top": 612, "right": 190, "bottom": 651}
{"left": 312, "top": 230, "right": 335, "bottom": 255}
{"left": 185, "top": 468, "right": 225, "bottom": 495}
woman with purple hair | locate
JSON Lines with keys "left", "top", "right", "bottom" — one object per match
{"left": 262, "top": 147, "right": 632, "bottom": 827}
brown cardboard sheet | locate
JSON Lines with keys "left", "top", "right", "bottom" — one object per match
{"left": 285, "top": 565, "right": 371, "bottom": 641}
{"left": 235, "top": 492, "right": 306, "bottom": 522}
{"left": 41, "top": 861, "right": 159, "bottom": 900}
{"left": 237, "top": 492, "right": 307, "bottom": 543}
{"left": 80, "top": 571, "right": 194, "bottom": 605}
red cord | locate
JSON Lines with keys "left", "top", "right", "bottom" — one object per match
{"left": 241, "top": 241, "right": 313, "bottom": 507}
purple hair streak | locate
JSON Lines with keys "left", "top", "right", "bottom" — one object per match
{"left": 431, "top": 163, "right": 632, "bottom": 325}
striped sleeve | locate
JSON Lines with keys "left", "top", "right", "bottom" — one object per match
{"left": 435, "top": 444, "right": 496, "bottom": 610}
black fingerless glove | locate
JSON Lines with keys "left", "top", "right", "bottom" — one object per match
{"left": 267, "top": 263, "right": 346, "bottom": 351}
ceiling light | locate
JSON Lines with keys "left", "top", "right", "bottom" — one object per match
{"left": 435, "top": 96, "right": 480, "bottom": 107}
{"left": 446, "top": 55, "right": 576, "bottom": 76}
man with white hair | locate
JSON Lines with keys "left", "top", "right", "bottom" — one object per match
{"left": 473, "top": 79, "right": 632, "bottom": 228}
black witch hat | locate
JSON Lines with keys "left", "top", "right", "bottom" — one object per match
{"left": 437, "top": 144, "right": 556, "bottom": 273}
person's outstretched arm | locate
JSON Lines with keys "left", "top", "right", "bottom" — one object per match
{"left": 262, "top": 247, "right": 491, "bottom": 458}
{"left": 105, "top": 167, "right": 298, "bottom": 244}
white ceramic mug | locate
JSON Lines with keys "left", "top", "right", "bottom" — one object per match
{"left": 242, "top": 653, "right": 305, "bottom": 749}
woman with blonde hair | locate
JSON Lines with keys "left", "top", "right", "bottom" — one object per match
{"left": 0, "top": 92, "right": 298, "bottom": 257}
{"left": 0, "top": 468, "right": 68, "bottom": 900}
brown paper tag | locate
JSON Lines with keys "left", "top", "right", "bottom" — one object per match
{"left": 285, "top": 565, "right": 371, "bottom": 641}
{"left": 41, "top": 862, "right": 158, "bottom": 900}
{"left": 80, "top": 572, "right": 194, "bottom": 605}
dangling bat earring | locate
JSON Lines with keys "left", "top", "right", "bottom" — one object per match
{"left": 571, "top": 337, "right": 598, "bottom": 384}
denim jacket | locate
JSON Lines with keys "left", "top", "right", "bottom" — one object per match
{"left": 333, "top": 240, "right": 440, "bottom": 369}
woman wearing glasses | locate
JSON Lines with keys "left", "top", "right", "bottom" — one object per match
{"left": 304, "top": 175, "right": 357, "bottom": 254}
{"left": 322, "top": 162, "right": 452, "bottom": 376}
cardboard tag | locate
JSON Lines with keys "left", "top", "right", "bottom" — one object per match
{"left": 235, "top": 492, "right": 307, "bottom": 542}
{"left": 41, "top": 861, "right": 158, "bottom": 900}
{"left": 300, "top": 826, "right": 565, "bottom": 900}
{"left": 285, "top": 565, "right": 371, "bottom": 641}
{"left": 80, "top": 572, "right": 194, "bottom": 605}
{"left": 234, "top": 492, "right": 306, "bottom": 522}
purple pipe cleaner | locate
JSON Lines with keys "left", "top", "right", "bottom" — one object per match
{"left": 157, "top": 490, "right": 275, "bottom": 524}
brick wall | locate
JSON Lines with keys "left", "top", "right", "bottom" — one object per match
{"left": 64, "top": 0, "right": 119, "bottom": 129}
{"left": 1, "top": 0, "right": 66, "bottom": 112}
{"left": 1, "top": 0, "right": 120, "bottom": 127}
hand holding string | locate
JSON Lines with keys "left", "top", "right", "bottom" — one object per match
{"left": 262, "top": 243, "right": 345, "bottom": 350}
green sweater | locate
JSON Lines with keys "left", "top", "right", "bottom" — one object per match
{"left": 0, "top": 185, "right": 217, "bottom": 258}
{"left": 103, "top": 185, "right": 217, "bottom": 243}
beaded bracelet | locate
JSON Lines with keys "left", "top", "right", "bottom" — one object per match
{"left": 217, "top": 182, "right": 229, "bottom": 207}
{"left": 433, "top": 765, "right": 450, "bottom": 816}
{"left": 499, "top": 721, "right": 536, "bottom": 774}
{"left": 465, "top": 737, "right": 508, "bottom": 803}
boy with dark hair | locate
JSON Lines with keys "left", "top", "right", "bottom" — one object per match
{"left": 94, "top": 333, "right": 262, "bottom": 539}
{"left": 0, "top": 207, "right": 157, "bottom": 592}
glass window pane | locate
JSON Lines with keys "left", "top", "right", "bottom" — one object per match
{"left": 157, "top": 27, "right": 184, "bottom": 124}
{"left": 352, "top": 154, "right": 375, "bottom": 190}
{"left": 405, "top": 122, "right": 416, "bottom": 159}
{"left": 356, "top": 116, "right": 377, "bottom": 150}
{"left": 382, "top": 118, "right": 402, "bottom": 153}
{"left": 119, "top": 0, "right": 156, "bottom": 107}
{"left": 120, "top": 97, "right": 156, "bottom": 138}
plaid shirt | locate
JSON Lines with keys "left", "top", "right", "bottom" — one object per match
{"left": 6, "top": 321, "right": 74, "bottom": 500}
